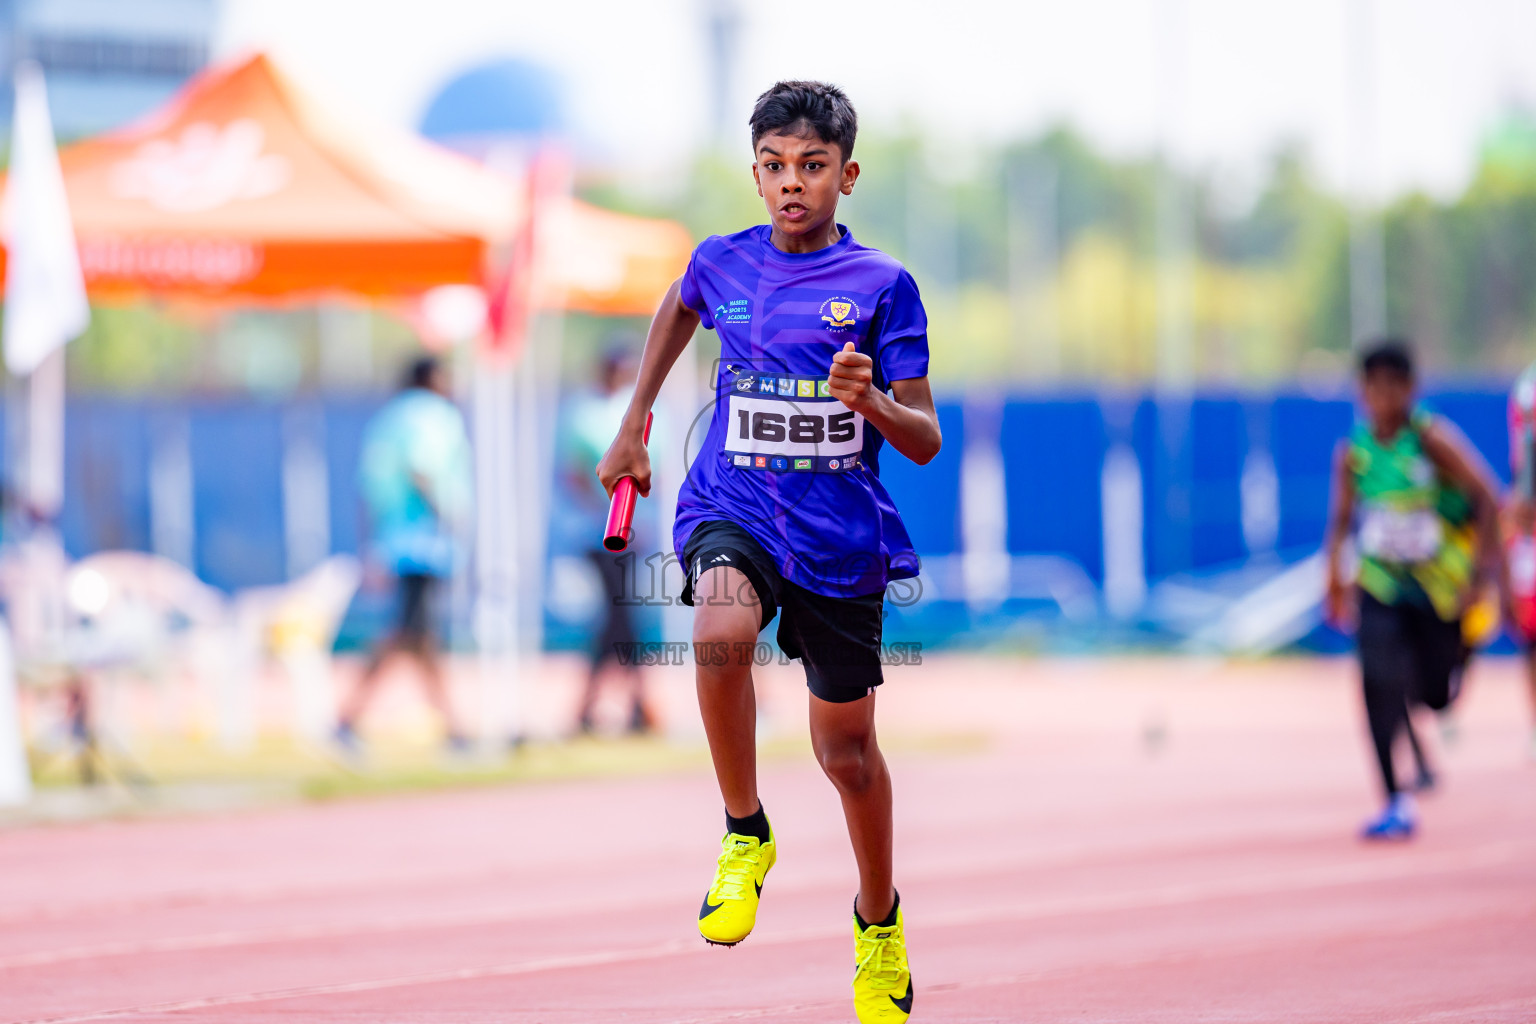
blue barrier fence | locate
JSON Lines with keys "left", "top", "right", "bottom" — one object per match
{"left": 41, "top": 388, "right": 1516, "bottom": 647}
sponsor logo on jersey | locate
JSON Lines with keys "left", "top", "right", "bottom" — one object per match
{"left": 819, "top": 296, "right": 861, "bottom": 331}
{"left": 777, "top": 378, "right": 795, "bottom": 396}
{"left": 735, "top": 375, "right": 754, "bottom": 392}
{"left": 828, "top": 458, "right": 840, "bottom": 469}
{"left": 755, "top": 456, "right": 767, "bottom": 468}
{"left": 844, "top": 453, "right": 860, "bottom": 468}
{"left": 759, "top": 376, "right": 778, "bottom": 393}
{"left": 770, "top": 456, "right": 789, "bottom": 470}
{"left": 797, "top": 379, "right": 815, "bottom": 398}
{"left": 817, "top": 379, "right": 831, "bottom": 397}
{"left": 794, "top": 457, "right": 813, "bottom": 470}
{"left": 733, "top": 454, "right": 751, "bottom": 467}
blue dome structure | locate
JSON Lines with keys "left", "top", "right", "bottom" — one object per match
{"left": 419, "top": 59, "right": 565, "bottom": 144}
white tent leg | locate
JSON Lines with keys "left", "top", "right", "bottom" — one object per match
{"left": 473, "top": 360, "right": 520, "bottom": 747}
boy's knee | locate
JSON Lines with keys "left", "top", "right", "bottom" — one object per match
{"left": 693, "top": 614, "right": 754, "bottom": 652}
{"left": 692, "top": 570, "right": 759, "bottom": 640}
{"left": 816, "top": 742, "right": 874, "bottom": 793}
{"left": 693, "top": 605, "right": 758, "bottom": 677}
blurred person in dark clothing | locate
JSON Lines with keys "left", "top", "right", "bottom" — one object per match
{"left": 336, "top": 356, "right": 474, "bottom": 752}
{"left": 1324, "top": 340, "right": 1506, "bottom": 840}
{"left": 562, "top": 348, "right": 655, "bottom": 735}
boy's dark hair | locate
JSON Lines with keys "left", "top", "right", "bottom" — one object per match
{"left": 749, "top": 81, "right": 858, "bottom": 161}
{"left": 404, "top": 355, "right": 440, "bottom": 391}
{"left": 1358, "top": 338, "right": 1414, "bottom": 381}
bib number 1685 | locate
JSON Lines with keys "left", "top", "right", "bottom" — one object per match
{"left": 724, "top": 393, "right": 864, "bottom": 459}
{"left": 736, "top": 408, "right": 856, "bottom": 445}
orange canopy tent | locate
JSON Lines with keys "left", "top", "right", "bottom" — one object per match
{"left": 0, "top": 53, "right": 691, "bottom": 313}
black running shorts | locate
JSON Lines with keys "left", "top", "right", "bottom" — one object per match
{"left": 680, "top": 519, "right": 885, "bottom": 703}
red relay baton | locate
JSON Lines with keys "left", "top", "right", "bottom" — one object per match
{"left": 603, "top": 412, "right": 653, "bottom": 552}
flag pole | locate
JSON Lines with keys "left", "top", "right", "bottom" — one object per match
{"left": 0, "top": 60, "right": 91, "bottom": 806}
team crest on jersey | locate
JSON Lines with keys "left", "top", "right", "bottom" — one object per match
{"left": 820, "top": 296, "right": 860, "bottom": 331}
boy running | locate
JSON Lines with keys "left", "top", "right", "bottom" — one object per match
{"left": 597, "top": 81, "right": 939, "bottom": 1023}
{"left": 1324, "top": 340, "right": 1505, "bottom": 840}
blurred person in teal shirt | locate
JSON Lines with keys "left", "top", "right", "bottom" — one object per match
{"left": 336, "top": 356, "right": 473, "bottom": 752}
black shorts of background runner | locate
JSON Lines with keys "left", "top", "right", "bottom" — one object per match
{"left": 1357, "top": 591, "right": 1467, "bottom": 797}
{"left": 587, "top": 547, "right": 640, "bottom": 666}
{"left": 680, "top": 519, "right": 884, "bottom": 703}
{"left": 396, "top": 572, "right": 439, "bottom": 645}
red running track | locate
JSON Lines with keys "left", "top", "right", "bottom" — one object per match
{"left": 2, "top": 656, "right": 1535, "bottom": 1023}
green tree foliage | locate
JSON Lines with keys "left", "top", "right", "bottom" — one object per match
{"left": 39, "top": 112, "right": 1536, "bottom": 395}
{"left": 585, "top": 116, "right": 1536, "bottom": 389}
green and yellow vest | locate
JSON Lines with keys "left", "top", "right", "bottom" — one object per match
{"left": 1346, "top": 410, "right": 1476, "bottom": 622}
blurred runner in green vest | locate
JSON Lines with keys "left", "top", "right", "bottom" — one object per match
{"left": 1324, "top": 340, "right": 1506, "bottom": 840}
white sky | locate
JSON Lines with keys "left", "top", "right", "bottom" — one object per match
{"left": 218, "top": 0, "right": 1536, "bottom": 200}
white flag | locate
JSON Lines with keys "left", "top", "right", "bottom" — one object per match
{"left": 4, "top": 61, "right": 89, "bottom": 376}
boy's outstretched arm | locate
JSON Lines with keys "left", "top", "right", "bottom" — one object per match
{"left": 596, "top": 278, "right": 701, "bottom": 499}
{"left": 827, "top": 342, "right": 942, "bottom": 465}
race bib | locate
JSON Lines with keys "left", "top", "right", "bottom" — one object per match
{"left": 723, "top": 371, "right": 864, "bottom": 473}
{"left": 1358, "top": 504, "right": 1442, "bottom": 563}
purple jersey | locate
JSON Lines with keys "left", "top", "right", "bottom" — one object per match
{"left": 674, "top": 224, "right": 930, "bottom": 598}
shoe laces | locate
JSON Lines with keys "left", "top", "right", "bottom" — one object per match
{"left": 709, "top": 835, "right": 762, "bottom": 902}
{"left": 854, "top": 923, "right": 907, "bottom": 991}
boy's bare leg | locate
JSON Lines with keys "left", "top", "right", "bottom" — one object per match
{"left": 693, "top": 566, "right": 761, "bottom": 818}
{"left": 809, "top": 692, "right": 894, "bottom": 924}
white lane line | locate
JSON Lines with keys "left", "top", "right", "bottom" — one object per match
{"left": 12, "top": 837, "right": 1533, "bottom": 1024}
{"left": 656, "top": 902, "right": 1536, "bottom": 1024}
{"left": 0, "top": 896, "right": 680, "bottom": 971}
{"left": 8, "top": 834, "right": 1531, "bottom": 975}
{"left": 919, "top": 837, "right": 1535, "bottom": 932}
{"left": 1395, "top": 996, "right": 1536, "bottom": 1023}
{"left": 14, "top": 939, "right": 701, "bottom": 1024}
{"left": 0, "top": 798, "right": 1423, "bottom": 930}
{"left": 659, "top": 906, "right": 1536, "bottom": 1024}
